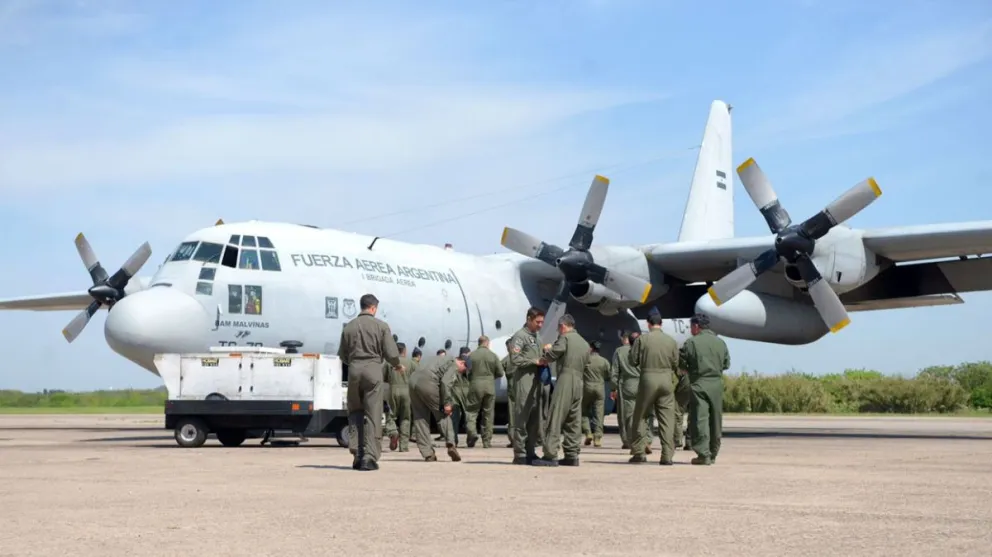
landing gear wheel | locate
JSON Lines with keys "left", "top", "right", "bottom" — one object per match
{"left": 335, "top": 425, "right": 349, "bottom": 448}
{"left": 216, "top": 429, "right": 247, "bottom": 447}
{"left": 174, "top": 418, "right": 208, "bottom": 448}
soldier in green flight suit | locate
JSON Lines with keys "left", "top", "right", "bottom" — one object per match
{"left": 628, "top": 310, "right": 680, "bottom": 465}
{"left": 410, "top": 351, "right": 466, "bottom": 462}
{"left": 581, "top": 340, "right": 611, "bottom": 447}
{"left": 509, "top": 307, "right": 549, "bottom": 465}
{"left": 384, "top": 342, "right": 416, "bottom": 452}
{"left": 674, "top": 367, "right": 691, "bottom": 450}
{"left": 609, "top": 330, "right": 649, "bottom": 450}
{"left": 464, "top": 335, "right": 504, "bottom": 448}
{"left": 532, "top": 313, "right": 590, "bottom": 467}
{"left": 450, "top": 347, "right": 471, "bottom": 446}
{"left": 502, "top": 338, "right": 516, "bottom": 448}
{"left": 680, "top": 313, "right": 730, "bottom": 465}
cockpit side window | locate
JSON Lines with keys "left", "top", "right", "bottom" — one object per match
{"left": 192, "top": 242, "right": 224, "bottom": 264}
{"left": 170, "top": 241, "right": 199, "bottom": 262}
{"left": 260, "top": 250, "right": 281, "bottom": 271}
{"left": 228, "top": 234, "right": 241, "bottom": 245}
{"left": 257, "top": 236, "right": 274, "bottom": 249}
{"left": 221, "top": 245, "right": 239, "bottom": 268}
{"left": 239, "top": 249, "right": 260, "bottom": 269}
{"left": 241, "top": 235, "right": 257, "bottom": 247}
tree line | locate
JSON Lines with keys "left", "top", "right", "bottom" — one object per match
{"left": 1, "top": 362, "right": 990, "bottom": 414}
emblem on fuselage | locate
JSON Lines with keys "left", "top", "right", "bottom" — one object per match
{"left": 342, "top": 298, "right": 357, "bottom": 318}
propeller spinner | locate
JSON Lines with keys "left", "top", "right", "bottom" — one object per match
{"left": 706, "top": 158, "right": 882, "bottom": 333}
{"left": 500, "top": 175, "right": 653, "bottom": 344}
{"left": 62, "top": 233, "right": 153, "bottom": 343}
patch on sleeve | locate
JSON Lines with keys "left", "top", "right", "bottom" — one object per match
{"left": 512, "top": 346, "right": 521, "bottom": 353}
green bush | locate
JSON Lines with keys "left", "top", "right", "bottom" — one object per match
{"left": 0, "top": 388, "right": 166, "bottom": 409}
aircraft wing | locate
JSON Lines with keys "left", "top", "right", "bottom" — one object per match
{"left": 860, "top": 221, "right": 992, "bottom": 262}
{"left": 0, "top": 291, "right": 94, "bottom": 311}
{"left": 644, "top": 236, "right": 774, "bottom": 283}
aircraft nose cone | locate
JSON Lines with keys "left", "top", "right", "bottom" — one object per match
{"left": 105, "top": 286, "right": 212, "bottom": 372}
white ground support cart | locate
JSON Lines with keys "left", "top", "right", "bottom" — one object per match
{"left": 155, "top": 347, "right": 349, "bottom": 448}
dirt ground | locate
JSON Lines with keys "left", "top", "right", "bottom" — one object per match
{"left": 2, "top": 414, "right": 991, "bottom": 557}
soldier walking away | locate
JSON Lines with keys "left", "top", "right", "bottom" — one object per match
{"left": 680, "top": 313, "right": 730, "bottom": 465}
{"left": 464, "top": 336, "right": 504, "bottom": 448}
{"left": 532, "top": 314, "right": 590, "bottom": 467}
{"left": 509, "top": 307, "right": 549, "bottom": 465}
{"left": 502, "top": 338, "right": 516, "bottom": 448}
{"left": 410, "top": 351, "right": 467, "bottom": 462}
{"left": 581, "top": 341, "right": 610, "bottom": 447}
{"left": 628, "top": 310, "right": 680, "bottom": 466}
{"left": 386, "top": 342, "right": 416, "bottom": 452}
{"left": 337, "top": 294, "right": 402, "bottom": 471}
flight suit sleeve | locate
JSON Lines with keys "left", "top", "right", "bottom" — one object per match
{"left": 509, "top": 334, "right": 534, "bottom": 368}
{"left": 380, "top": 323, "right": 401, "bottom": 368}
{"left": 722, "top": 340, "right": 731, "bottom": 371}
{"left": 680, "top": 339, "right": 696, "bottom": 375}
{"left": 494, "top": 354, "right": 505, "bottom": 378}
{"left": 383, "top": 361, "right": 393, "bottom": 383}
{"left": 609, "top": 354, "right": 620, "bottom": 391}
{"left": 336, "top": 329, "right": 348, "bottom": 364}
{"left": 628, "top": 337, "right": 642, "bottom": 369}
{"left": 439, "top": 360, "right": 457, "bottom": 408}
{"left": 600, "top": 359, "right": 611, "bottom": 381}
{"left": 544, "top": 334, "right": 568, "bottom": 362}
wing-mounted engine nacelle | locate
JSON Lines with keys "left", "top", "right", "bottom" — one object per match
{"left": 695, "top": 289, "right": 829, "bottom": 345}
{"left": 568, "top": 280, "right": 630, "bottom": 315}
{"left": 783, "top": 227, "right": 881, "bottom": 295}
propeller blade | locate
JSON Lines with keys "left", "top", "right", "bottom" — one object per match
{"left": 737, "top": 158, "right": 792, "bottom": 234}
{"left": 500, "top": 227, "right": 564, "bottom": 266}
{"left": 107, "top": 242, "right": 152, "bottom": 288}
{"left": 62, "top": 300, "right": 101, "bottom": 343}
{"left": 539, "top": 282, "right": 570, "bottom": 345}
{"left": 706, "top": 248, "right": 779, "bottom": 306}
{"left": 568, "top": 174, "right": 610, "bottom": 251}
{"left": 795, "top": 255, "right": 850, "bottom": 333}
{"left": 585, "top": 264, "right": 653, "bottom": 303}
{"left": 74, "top": 233, "right": 109, "bottom": 285}
{"left": 800, "top": 178, "right": 882, "bottom": 240}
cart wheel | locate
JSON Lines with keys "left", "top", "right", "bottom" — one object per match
{"left": 216, "top": 429, "right": 247, "bottom": 447}
{"left": 174, "top": 418, "right": 208, "bottom": 448}
{"left": 335, "top": 424, "right": 349, "bottom": 448}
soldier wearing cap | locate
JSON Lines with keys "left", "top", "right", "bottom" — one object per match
{"left": 679, "top": 313, "right": 730, "bottom": 465}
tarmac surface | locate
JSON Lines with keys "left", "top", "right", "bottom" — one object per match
{"left": 2, "top": 414, "right": 992, "bottom": 556}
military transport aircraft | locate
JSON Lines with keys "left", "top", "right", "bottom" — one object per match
{"left": 2, "top": 100, "right": 992, "bottom": 425}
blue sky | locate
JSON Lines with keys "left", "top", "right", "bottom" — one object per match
{"left": 1, "top": 0, "right": 991, "bottom": 391}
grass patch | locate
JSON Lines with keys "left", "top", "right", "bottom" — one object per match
{"left": 0, "top": 406, "right": 162, "bottom": 415}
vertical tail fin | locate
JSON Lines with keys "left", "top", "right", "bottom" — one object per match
{"left": 676, "top": 100, "right": 734, "bottom": 242}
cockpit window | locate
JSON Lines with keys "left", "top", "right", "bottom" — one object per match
{"left": 239, "top": 249, "right": 260, "bottom": 269}
{"left": 260, "top": 250, "right": 281, "bottom": 271}
{"left": 241, "top": 235, "right": 257, "bottom": 247}
{"left": 228, "top": 234, "right": 240, "bottom": 245}
{"left": 258, "top": 236, "right": 274, "bottom": 249}
{"left": 170, "top": 241, "right": 199, "bottom": 262}
{"left": 192, "top": 242, "right": 224, "bottom": 264}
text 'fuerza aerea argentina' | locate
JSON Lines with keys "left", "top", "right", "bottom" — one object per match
{"left": 289, "top": 253, "right": 458, "bottom": 287}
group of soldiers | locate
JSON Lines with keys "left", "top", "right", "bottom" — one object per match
{"left": 337, "top": 293, "right": 730, "bottom": 471}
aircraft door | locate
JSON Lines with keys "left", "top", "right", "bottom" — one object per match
{"left": 442, "top": 271, "right": 471, "bottom": 350}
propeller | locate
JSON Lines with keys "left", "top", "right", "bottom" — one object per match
{"left": 706, "top": 158, "right": 882, "bottom": 333}
{"left": 500, "top": 175, "right": 654, "bottom": 344}
{"left": 62, "top": 233, "right": 153, "bottom": 343}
